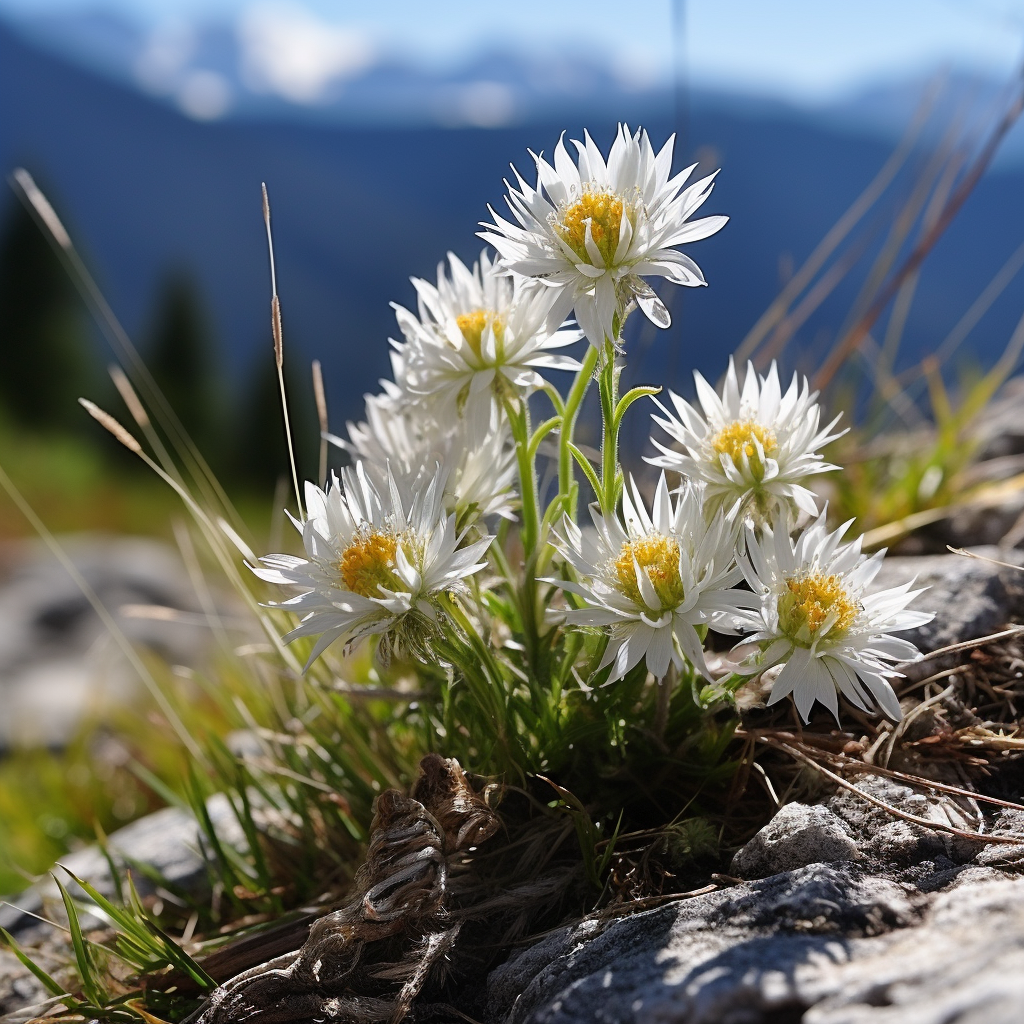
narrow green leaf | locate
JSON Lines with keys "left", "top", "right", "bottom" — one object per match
{"left": 567, "top": 443, "right": 602, "bottom": 500}
{"left": 613, "top": 385, "right": 661, "bottom": 431}
{"left": 53, "top": 874, "right": 102, "bottom": 1006}
{"left": 0, "top": 926, "right": 67, "bottom": 997}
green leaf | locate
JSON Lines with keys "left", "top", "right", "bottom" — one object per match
{"left": 567, "top": 443, "right": 602, "bottom": 501}
{"left": 53, "top": 873, "right": 103, "bottom": 1006}
{"left": 613, "top": 385, "right": 661, "bottom": 431}
{"left": 0, "top": 926, "right": 66, "bottom": 997}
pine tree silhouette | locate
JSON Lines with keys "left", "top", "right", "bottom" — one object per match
{"left": 232, "top": 345, "right": 318, "bottom": 494}
{"left": 0, "top": 193, "right": 96, "bottom": 431}
{"left": 144, "top": 272, "right": 226, "bottom": 471}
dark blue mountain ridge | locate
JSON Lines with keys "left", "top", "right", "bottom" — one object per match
{"left": 1, "top": 16, "right": 1023, "bottom": 436}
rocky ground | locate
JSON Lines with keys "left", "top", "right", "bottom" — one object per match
{"left": 0, "top": 533, "right": 246, "bottom": 749}
{"left": 3, "top": 386, "right": 1024, "bottom": 1023}
{"left": 1, "top": 543, "right": 1023, "bottom": 1022}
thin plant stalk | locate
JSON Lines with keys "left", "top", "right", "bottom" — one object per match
{"left": 261, "top": 183, "right": 303, "bottom": 520}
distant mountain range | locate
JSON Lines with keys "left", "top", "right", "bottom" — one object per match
{"left": 1, "top": 11, "right": 1023, "bottom": 439}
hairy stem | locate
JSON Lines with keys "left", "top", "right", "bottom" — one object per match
{"left": 557, "top": 344, "right": 600, "bottom": 518}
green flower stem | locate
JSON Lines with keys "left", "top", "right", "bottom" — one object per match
{"left": 598, "top": 339, "right": 622, "bottom": 514}
{"left": 557, "top": 344, "right": 600, "bottom": 518}
{"left": 505, "top": 395, "right": 540, "bottom": 557}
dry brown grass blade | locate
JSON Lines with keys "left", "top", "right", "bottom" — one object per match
{"left": 9, "top": 169, "right": 247, "bottom": 534}
{"left": 734, "top": 82, "right": 934, "bottom": 364}
{"left": 814, "top": 82, "right": 1024, "bottom": 390}
{"left": 312, "top": 359, "right": 329, "bottom": 488}
{"left": 261, "top": 182, "right": 303, "bottom": 520}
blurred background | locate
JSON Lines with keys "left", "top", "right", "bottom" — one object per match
{"left": 1, "top": 0, "right": 1023, "bottom": 499}
{"left": 1, "top": 0, "right": 1024, "bottom": 895}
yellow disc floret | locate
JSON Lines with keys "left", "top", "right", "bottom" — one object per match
{"left": 778, "top": 572, "right": 859, "bottom": 646}
{"left": 455, "top": 309, "right": 505, "bottom": 359}
{"left": 339, "top": 529, "right": 401, "bottom": 598}
{"left": 555, "top": 187, "right": 627, "bottom": 267}
{"left": 710, "top": 421, "right": 778, "bottom": 479}
{"left": 614, "top": 533, "right": 686, "bottom": 610}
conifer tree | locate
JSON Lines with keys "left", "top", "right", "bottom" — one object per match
{"left": 0, "top": 195, "right": 96, "bottom": 431}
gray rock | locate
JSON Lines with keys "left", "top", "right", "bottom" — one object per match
{"left": 973, "top": 375, "right": 1024, "bottom": 462}
{"left": 868, "top": 547, "right": 1024, "bottom": 654}
{"left": 825, "top": 777, "right": 955, "bottom": 870}
{"left": 731, "top": 803, "right": 860, "bottom": 879}
{"left": 0, "top": 793, "right": 246, "bottom": 939}
{"left": 487, "top": 867, "right": 1024, "bottom": 1024}
{"left": 975, "top": 808, "right": 1024, "bottom": 868}
{"left": 0, "top": 534, "right": 248, "bottom": 749}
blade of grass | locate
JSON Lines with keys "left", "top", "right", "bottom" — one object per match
{"left": 54, "top": 874, "right": 102, "bottom": 1006}
{"left": 0, "top": 926, "right": 67, "bottom": 997}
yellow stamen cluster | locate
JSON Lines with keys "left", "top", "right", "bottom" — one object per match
{"left": 778, "top": 572, "right": 859, "bottom": 645}
{"left": 556, "top": 188, "right": 626, "bottom": 267}
{"left": 456, "top": 309, "right": 505, "bottom": 359}
{"left": 339, "top": 529, "right": 401, "bottom": 598}
{"left": 614, "top": 533, "right": 685, "bottom": 610}
{"left": 710, "top": 420, "right": 778, "bottom": 479}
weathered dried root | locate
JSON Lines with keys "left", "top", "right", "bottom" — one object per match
{"left": 188, "top": 754, "right": 499, "bottom": 1024}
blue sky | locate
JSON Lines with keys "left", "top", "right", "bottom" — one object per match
{"left": 0, "top": 0, "right": 1022, "bottom": 102}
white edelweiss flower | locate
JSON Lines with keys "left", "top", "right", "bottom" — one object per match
{"left": 648, "top": 357, "right": 845, "bottom": 525}
{"left": 331, "top": 387, "right": 518, "bottom": 524}
{"left": 251, "top": 463, "right": 493, "bottom": 667}
{"left": 479, "top": 123, "right": 727, "bottom": 349}
{"left": 547, "top": 474, "right": 756, "bottom": 683}
{"left": 393, "top": 250, "right": 581, "bottom": 434}
{"left": 735, "top": 511, "right": 933, "bottom": 722}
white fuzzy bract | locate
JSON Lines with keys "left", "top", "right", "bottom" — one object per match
{"left": 548, "top": 474, "right": 755, "bottom": 683}
{"left": 393, "top": 250, "right": 581, "bottom": 434}
{"left": 480, "top": 124, "right": 727, "bottom": 349}
{"left": 648, "top": 358, "right": 844, "bottom": 525}
{"left": 251, "top": 463, "right": 493, "bottom": 667}
{"left": 332, "top": 384, "right": 518, "bottom": 525}
{"left": 735, "top": 512, "right": 932, "bottom": 721}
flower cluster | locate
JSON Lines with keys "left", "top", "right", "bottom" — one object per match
{"left": 255, "top": 123, "right": 931, "bottom": 727}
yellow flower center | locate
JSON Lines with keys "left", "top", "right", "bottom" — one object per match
{"left": 710, "top": 421, "right": 778, "bottom": 480}
{"left": 613, "top": 533, "right": 685, "bottom": 610}
{"left": 338, "top": 529, "right": 401, "bottom": 598}
{"left": 455, "top": 308, "right": 505, "bottom": 359}
{"left": 778, "top": 572, "right": 859, "bottom": 645}
{"left": 555, "top": 188, "right": 626, "bottom": 267}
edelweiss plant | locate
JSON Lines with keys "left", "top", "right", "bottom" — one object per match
{"left": 256, "top": 122, "right": 931, "bottom": 736}
{"left": 11, "top": 122, "right": 946, "bottom": 1024}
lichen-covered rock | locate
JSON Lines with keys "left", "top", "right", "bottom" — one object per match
{"left": 825, "top": 777, "right": 957, "bottom": 870}
{"left": 731, "top": 803, "right": 860, "bottom": 879}
{"left": 487, "top": 867, "right": 1024, "bottom": 1024}
{"left": 975, "top": 808, "right": 1024, "bottom": 868}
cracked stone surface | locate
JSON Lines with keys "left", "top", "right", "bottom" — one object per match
{"left": 485, "top": 767, "right": 1024, "bottom": 1024}
{"left": 487, "top": 860, "right": 1024, "bottom": 1024}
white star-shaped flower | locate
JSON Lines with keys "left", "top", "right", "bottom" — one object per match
{"left": 735, "top": 511, "right": 933, "bottom": 721}
{"left": 480, "top": 124, "right": 727, "bottom": 348}
{"left": 393, "top": 250, "right": 581, "bottom": 435}
{"left": 547, "top": 474, "right": 756, "bottom": 683}
{"left": 648, "top": 357, "right": 844, "bottom": 525}
{"left": 251, "top": 463, "right": 492, "bottom": 667}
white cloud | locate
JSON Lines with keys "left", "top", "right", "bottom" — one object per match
{"left": 239, "top": 2, "right": 375, "bottom": 104}
{"left": 433, "top": 81, "right": 517, "bottom": 128}
{"left": 177, "top": 69, "right": 232, "bottom": 120}
{"left": 134, "top": 20, "right": 195, "bottom": 94}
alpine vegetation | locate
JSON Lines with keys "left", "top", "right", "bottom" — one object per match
{"left": 255, "top": 122, "right": 931, "bottom": 728}
{"left": 34, "top": 122, "right": 943, "bottom": 1024}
